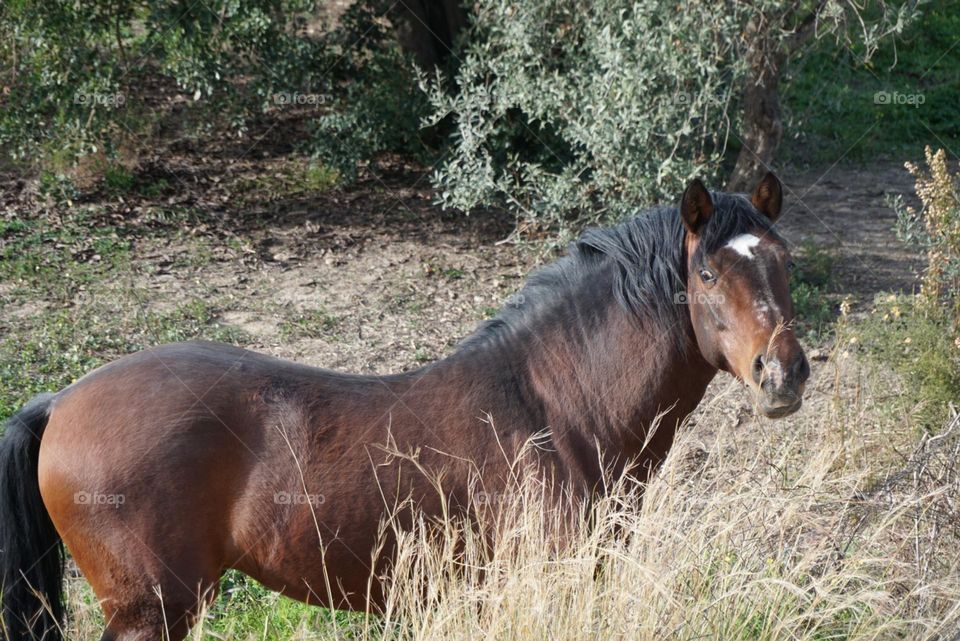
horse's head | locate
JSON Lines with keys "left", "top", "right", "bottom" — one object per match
{"left": 679, "top": 173, "right": 809, "bottom": 418}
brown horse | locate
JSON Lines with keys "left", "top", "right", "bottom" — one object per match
{"left": 0, "top": 174, "right": 808, "bottom": 641}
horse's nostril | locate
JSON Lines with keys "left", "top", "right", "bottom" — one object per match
{"left": 752, "top": 354, "right": 765, "bottom": 385}
{"left": 794, "top": 353, "right": 811, "bottom": 383}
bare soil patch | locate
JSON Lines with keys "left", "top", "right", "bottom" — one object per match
{"left": 778, "top": 163, "right": 922, "bottom": 306}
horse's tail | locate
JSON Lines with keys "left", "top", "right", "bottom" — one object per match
{"left": 0, "top": 393, "right": 63, "bottom": 641}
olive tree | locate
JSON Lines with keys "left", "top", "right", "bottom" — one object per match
{"left": 422, "top": 0, "right": 918, "bottom": 228}
{"left": 727, "top": 0, "right": 917, "bottom": 191}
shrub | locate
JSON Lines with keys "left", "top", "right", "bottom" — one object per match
{"left": 0, "top": 1, "right": 129, "bottom": 162}
{"left": 897, "top": 147, "right": 960, "bottom": 321}
{"left": 421, "top": 0, "right": 914, "bottom": 232}
{"left": 1, "top": 0, "right": 308, "bottom": 162}
{"left": 0, "top": 0, "right": 429, "bottom": 180}
{"left": 790, "top": 240, "right": 836, "bottom": 338}
{"left": 420, "top": 0, "right": 752, "bottom": 231}
{"left": 857, "top": 294, "right": 960, "bottom": 429}
{"left": 305, "top": 2, "right": 431, "bottom": 181}
{"left": 858, "top": 148, "right": 960, "bottom": 430}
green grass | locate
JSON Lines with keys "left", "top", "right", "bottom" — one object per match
{"left": 279, "top": 308, "right": 342, "bottom": 340}
{"left": 0, "top": 210, "right": 132, "bottom": 300}
{"left": 206, "top": 572, "right": 370, "bottom": 640}
{"left": 854, "top": 294, "right": 960, "bottom": 431}
{"left": 782, "top": 1, "right": 960, "bottom": 163}
{"left": 141, "top": 205, "right": 218, "bottom": 229}
{"left": 103, "top": 164, "right": 136, "bottom": 194}
{"left": 300, "top": 162, "right": 340, "bottom": 192}
{"left": 0, "top": 202, "right": 234, "bottom": 300}
{"left": 103, "top": 165, "right": 170, "bottom": 198}
{"left": 234, "top": 161, "right": 340, "bottom": 200}
{"left": 139, "top": 177, "right": 170, "bottom": 198}
{"left": 0, "top": 197, "right": 291, "bottom": 423}
{"left": 789, "top": 241, "right": 836, "bottom": 339}
{"left": 63, "top": 569, "right": 372, "bottom": 639}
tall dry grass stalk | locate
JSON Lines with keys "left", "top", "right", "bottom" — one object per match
{"left": 65, "top": 346, "right": 960, "bottom": 640}
{"left": 347, "top": 347, "right": 960, "bottom": 640}
{"left": 903, "top": 146, "right": 960, "bottom": 323}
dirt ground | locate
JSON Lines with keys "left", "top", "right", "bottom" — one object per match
{"left": 777, "top": 163, "right": 921, "bottom": 305}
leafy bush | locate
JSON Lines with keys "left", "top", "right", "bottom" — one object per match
{"left": 1, "top": 0, "right": 305, "bottom": 161}
{"left": 0, "top": 1, "right": 130, "bottom": 161}
{"left": 858, "top": 148, "right": 960, "bottom": 429}
{"left": 857, "top": 294, "right": 960, "bottom": 430}
{"left": 420, "top": 0, "right": 753, "bottom": 229}
{"left": 0, "top": 0, "right": 428, "bottom": 180}
{"left": 301, "top": 1, "right": 433, "bottom": 180}
{"left": 421, "top": 0, "right": 912, "bottom": 231}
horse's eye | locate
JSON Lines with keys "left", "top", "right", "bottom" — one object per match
{"left": 786, "top": 260, "right": 796, "bottom": 273}
{"left": 699, "top": 269, "right": 716, "bottom": 284}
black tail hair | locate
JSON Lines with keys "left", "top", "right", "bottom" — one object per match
{"left": 0, "top": 394, "right": 63, "bottom": 641}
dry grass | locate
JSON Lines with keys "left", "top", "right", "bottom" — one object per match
{"left": 61, "top": 344, "right": 960, "bottom": 641}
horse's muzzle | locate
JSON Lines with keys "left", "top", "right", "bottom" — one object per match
{"left": 760, "top": 393, "right": 803, "bottom": 418}
{"left": 754, "top": 351, "right": 810, "bottom": 419}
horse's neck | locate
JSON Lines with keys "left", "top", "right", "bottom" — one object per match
{"left": 515, "top": 291, "right": 716, "bottom": 480}
{"left": 443, "top": 261, "right": 716, "bottom": 485}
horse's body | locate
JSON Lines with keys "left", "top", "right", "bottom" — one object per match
{"left": 0, "top": 175, "right": 808, "bottom": 641}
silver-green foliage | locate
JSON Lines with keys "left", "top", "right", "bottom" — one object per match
{"left": 421, "top": 0, "right": 753, "bottom": 228}
{"left": 0, "top": 0, "right": 423, "bottom": 175}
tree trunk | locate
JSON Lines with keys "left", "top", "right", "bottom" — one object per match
{"left": 726, "top": 35, "right": 785, "bottom": 193}
{"left": 727, "top": 2, "right": 826, "bottom": 192}
{"left": 390, "top": 0, "right": 468, "bottom": 69}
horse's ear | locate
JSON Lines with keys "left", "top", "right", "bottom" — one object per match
{"left": 680, "top": 178, "right": 714, "bottom": 234}
{"left": 751, "top": 172, "right": 783, "bottom": 221}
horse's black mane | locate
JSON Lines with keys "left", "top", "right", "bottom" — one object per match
{"left": 458, "top": 192, "right": 778, "bottom": 354}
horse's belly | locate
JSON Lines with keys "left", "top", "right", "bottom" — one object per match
{"left": 230, "top": 493, "right": 404, "bottom": 612}
{"left": 227, "top": 450, "right": 471, "bottom": 613}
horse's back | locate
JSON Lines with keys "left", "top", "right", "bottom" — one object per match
{"left": 36, "top": 341, "right": 327, "bottom": 503}
{"left": 62, "top": 339, "right": 300, "bottom": 392}
{"left": 44, "top": 341, "right": 260, "bottom": 450}
{"left": 47, "top": 339, "right": 350, "bottom": 430}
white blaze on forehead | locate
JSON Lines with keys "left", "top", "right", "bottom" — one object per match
{"left": 726, "top": 234, "right": 762, "bottom": 258}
